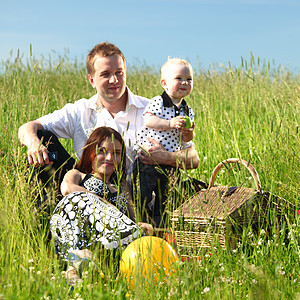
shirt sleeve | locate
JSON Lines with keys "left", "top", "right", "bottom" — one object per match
{"left": 143, "top": 96, "right": 163, "bottom": 117}
{"left": 37, "top": 101, "right": 80, "bottom": 139}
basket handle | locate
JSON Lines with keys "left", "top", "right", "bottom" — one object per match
{"left": 208, "top": 158, "right": 262, "bottom": 193}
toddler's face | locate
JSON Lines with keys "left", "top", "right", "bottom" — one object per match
{"left": 161, "top": 64, "right": 193, "bottom": 102}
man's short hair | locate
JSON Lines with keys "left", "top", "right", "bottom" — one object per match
{"left": 86, "top": 42, "right": 126, "bottom": 75}
{"left": 161, "top": 57, "right": 193, "bottom": 80}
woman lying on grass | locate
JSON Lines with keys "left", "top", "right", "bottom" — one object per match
{"left": 50, "top": 126, "right": 153, "bottom": 282}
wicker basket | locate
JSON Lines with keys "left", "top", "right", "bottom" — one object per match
{"left": 171, "top": 158, "right": 292, "bottom": 257}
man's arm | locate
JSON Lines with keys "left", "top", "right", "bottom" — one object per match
{"left": 138, "top": 138, "right": 199, "bottom": 170}
{"left": 18, "top": 120, "right": 51, "bottom": 166}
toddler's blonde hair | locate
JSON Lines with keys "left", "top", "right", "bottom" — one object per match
{"left": 160, "top": 57, "right": 193, "bottom": 80}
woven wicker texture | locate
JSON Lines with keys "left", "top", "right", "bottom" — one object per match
{"left": 171, "top": 158, "right": 293, "bottom": 254}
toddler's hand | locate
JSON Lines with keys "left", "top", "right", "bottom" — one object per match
{"left": 170, "top": 116, "right": 185, "bottom": 129}
{"left": 179, "top": 121, "right": 195, "bottom": 142}
{"left": 179, "top": 121, "right": 195, "bottom": 133}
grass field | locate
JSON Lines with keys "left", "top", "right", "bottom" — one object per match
{"left": 0, "top": 53, "right": 299, "bottom": 299}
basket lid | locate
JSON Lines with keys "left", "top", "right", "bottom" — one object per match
{"left": 172, "top": 186, "right": 257, "bottom": 220}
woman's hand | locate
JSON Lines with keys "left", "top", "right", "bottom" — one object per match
{"left": 138, "top": 222, "right": 154, "bottom": 236}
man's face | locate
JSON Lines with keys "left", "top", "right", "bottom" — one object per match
{"left": 89, "top": 54, "right": 126, "bottom": 104}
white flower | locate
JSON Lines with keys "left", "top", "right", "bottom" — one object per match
{"left": 260, "top": 229, "right": 266, "bottom": 235}
{"left": 278, "top": 268, "right": 285, "bottom": 275}
{"left": 168, "top": 287, "right": 177, "bottom": 297}
{"left": 28, "top": 259, "right": 34, "bottom": 263}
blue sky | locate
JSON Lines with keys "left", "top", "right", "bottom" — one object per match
{"left": 1, "top": 0, "right": 299, "bottom": 73}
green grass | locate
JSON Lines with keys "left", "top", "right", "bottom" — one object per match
{"left": 0, "top": 52, "right": 299, "bottom": 299}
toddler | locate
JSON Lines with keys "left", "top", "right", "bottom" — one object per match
{"left": 133, "top": 58, "right": 195, "bottom": 227}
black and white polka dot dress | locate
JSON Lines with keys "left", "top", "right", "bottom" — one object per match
{"left": 50, "top": 175, "right": 142, "bottom": 260}
{"left": 136, "top": 92, "right": 194, "bottom": 152}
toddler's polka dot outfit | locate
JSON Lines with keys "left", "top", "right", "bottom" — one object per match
{"left": 133, "top": 91, "right": 195, "bottom": 227}
{"left": 135, "top": 91, "right": 194, "bottom": 152}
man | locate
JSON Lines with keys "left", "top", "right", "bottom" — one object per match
{"left": 18, "top": 42, "right": 199, "bottom": 193}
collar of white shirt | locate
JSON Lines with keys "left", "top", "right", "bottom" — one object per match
{"left": 88, "top": 87, "right": 146, "bottom": 113}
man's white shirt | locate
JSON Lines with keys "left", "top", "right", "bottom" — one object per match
{"left": 38, "top": 87, "right": 149, "bottom": 177}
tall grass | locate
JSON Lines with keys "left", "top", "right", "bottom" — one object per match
{"left": 0, "top": 52, "right": 299, "bottom": 299}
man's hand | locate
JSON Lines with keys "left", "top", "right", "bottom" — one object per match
{"left": 27, "top": 141, "right": 51, "bottom": 166}
{"left": 138, "top": 137, "right": 200, "bottom": 169}
{"left": 138, "top": 138, "right": 169, "bottom": 165}
{"left": 18, "top": 120, "right": 51, "bottom": 166}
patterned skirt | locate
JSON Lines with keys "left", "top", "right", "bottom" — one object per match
{"left": 50, "top": 191, "right": 142, "bottom": 260}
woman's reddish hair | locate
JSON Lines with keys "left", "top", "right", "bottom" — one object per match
{"left": 76, "top": 127, "right": 126, "bottom": 182}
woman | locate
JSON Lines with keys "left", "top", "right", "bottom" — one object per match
{"left": 50, "top": 127, "right": 152, "bottom": 275}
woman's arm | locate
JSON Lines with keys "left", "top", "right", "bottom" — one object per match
{"left": 121, "top": 179, "right": 154, "bottom": 236}
{"left": 121, "top": 178, "right": 136, "bottom": 221}
{"left": 60, "top": 169, "right": 87, "bottom": 196}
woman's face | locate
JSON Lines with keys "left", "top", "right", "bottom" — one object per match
{"left": 92, "top": 137, "right": 122, "bottom": 182}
